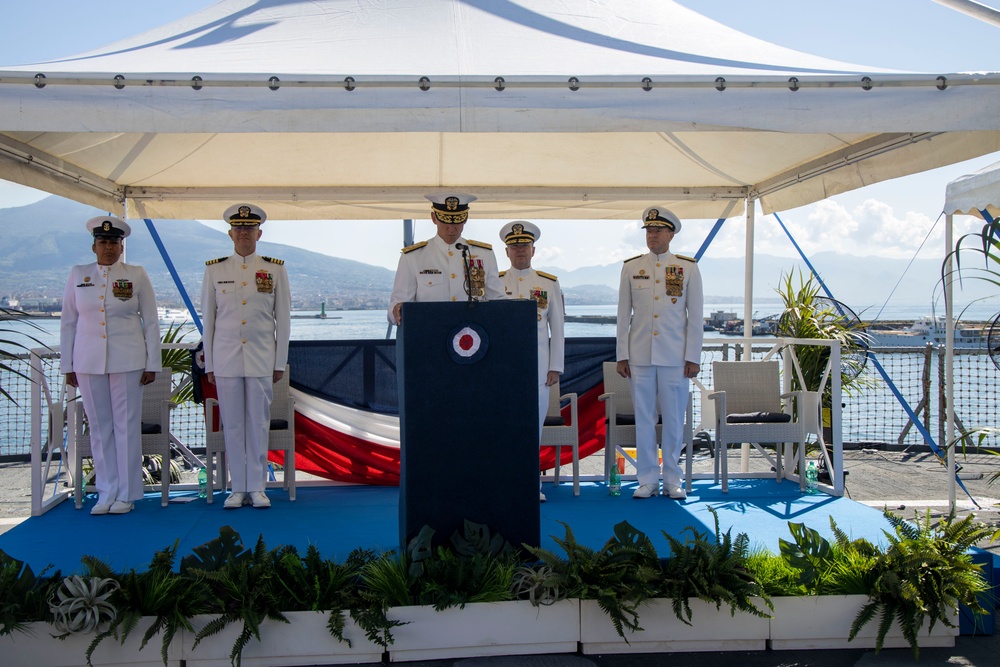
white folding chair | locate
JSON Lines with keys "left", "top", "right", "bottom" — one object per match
{"left": 709, "top": 360, "right": 806, "bottom": 493}
{"left": 540, "top": 380, "right": 580, "bottom": 496}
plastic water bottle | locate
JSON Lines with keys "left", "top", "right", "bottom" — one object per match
{"left": 198, "top": 467, "right": 208, "bottom": 498}
{"left": 609, "top": 462, "right": 621, "bottom": 496}
{"left": 805, "top": 461, "right": 818, "bottom": 495}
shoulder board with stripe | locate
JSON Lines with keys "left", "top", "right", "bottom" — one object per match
{"left": 498, "top": 270, "right": 507, "bottom": 278}
{"left": 262, "top": 256, "right": 284, "bottom": 265}
{"left": 205, "top": 256, "right": 229, "bottom": 266}
{"left": 536, "top": 270, "right": 558, "bottom": 281}
{"left": 467, "top": 239, "right": 492, "bottom": 250}
{"left": 675, "top": 254, "right": 696, "bottom": 263}
{"left": 623, "top": 254, "right": 643, "bottom": 264}
{"left": 401, "top": 241, "right": 428, "bottom": 254}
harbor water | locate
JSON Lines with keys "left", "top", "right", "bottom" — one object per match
{"left": 2, "top": 302, "right": 999, "bottom": 456}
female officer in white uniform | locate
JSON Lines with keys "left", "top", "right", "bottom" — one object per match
{"left": 60, "top": 216, "right": 161, "bottom": 515}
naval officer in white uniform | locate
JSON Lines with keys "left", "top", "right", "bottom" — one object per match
{"left": 616, "top": 206, "right": 704, "bottom": 500}
{"left": 388, "top": 193, "right": 505, "bottom": 326}
{"left": 498, "top": 221, "right": 565, "bottom": 502}
{"left": 202, "top": 204, "right": 291, "bottom": 510}
{"left": 60, "top": 216, "right": 161, "bottom": 515}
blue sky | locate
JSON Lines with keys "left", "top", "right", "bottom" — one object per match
{"left": 1, "top": 0, "right": 999, "bottom": 271}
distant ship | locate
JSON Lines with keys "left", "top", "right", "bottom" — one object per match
{"left": 868, "top": 315, "right": 984, "bottom": 349}
{"left": 157, "top": 307, "right": 193, "bottom": 324}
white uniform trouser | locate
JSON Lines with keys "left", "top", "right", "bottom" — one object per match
{"left": 78, "top": 370, "right": 144, "bottom": 504}
{"left": 629, "top": 364, "right": 687, "bottom": 488}
{"left": 215, "top": 376, "right": 273, "bottom": 493}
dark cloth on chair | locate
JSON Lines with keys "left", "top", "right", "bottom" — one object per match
{"left": 726, "top": 411, "right": 792, "bottom": 424}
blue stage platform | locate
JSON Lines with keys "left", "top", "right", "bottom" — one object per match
{"left": 0, "top": 478, "right": 897, "bottom": 575}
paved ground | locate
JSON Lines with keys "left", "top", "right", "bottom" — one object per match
{"left": 3, "top": 447, "right": 1000, "bottom": 665}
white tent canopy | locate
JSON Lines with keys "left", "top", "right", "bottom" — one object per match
{"left": 944, "top": 159, "right": 1000, "bottom": 219}
{"left": 1, "top": 0, "right": 999, "bottom": 221}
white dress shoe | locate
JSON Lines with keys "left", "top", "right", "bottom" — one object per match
{"left": 665, "top": 485, "right": 688, "bottom": 500}
{"left": 224, "top": 492, "right": 248, "bottom": 509}
{"left": 249, "top": 491, "right": 271, "bottom": 509}
{"left": 632, "top": 483, "right": 660, "bottom": 499}
{"left": 109, "top": 500, "right": 134, "bottom": 514}
{"left": 539, "top": 491, "right": 547, "bottom": 503}
{"left": 90, "top": 502, "right": 113, "bottom": 515}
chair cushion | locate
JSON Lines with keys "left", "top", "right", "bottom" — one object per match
{"left": 726, "top": 412, "right": 792, "bottom": 423}
{"left": 141, "top": 422, "right": 162, "bottom": 435}
{"left": 270, "top": 419, "right": 289, "bottom": 431}
{"left": 544, "top": 415, "right": 566, "bottom": 427}
{"left": 612, "top": 414, "right": 663, "bottom": 426}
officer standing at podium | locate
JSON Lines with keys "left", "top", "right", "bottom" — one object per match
{"left": 499, "top": 221, "right": 564, "bottom": 502}
{"left": 388, "top": 193, "right": 505, "bottom": 326}
{"left": 202, "top": 204, "right": 291, "bottom": 510}
{"left": 616, "top": 206, "right": 703, "bottom": 501}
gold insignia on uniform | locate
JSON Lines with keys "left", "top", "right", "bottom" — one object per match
{"left": 675, "top": 254, "right": 696, "bottom": 262}
{"left": 646, "top": 209, "right": 659, "bottom": 222}
{"left": 101, "top": 220, "right": 113, "bottom": 233}
{"left": 262, "top": 256, "right": 284, "bottom": 265}
{"left": 467, "top": 239, "right": 492, "bottom": 250}
{"left": 639, "top": 269, "right": 646, "bottom": 275}
{"left": 466, "top": 258, "right": 485, "bottom": 299}
{"left": 445, "top": 197, "right": 459, "bottom": 211}
{"left": 536, "top": 270, "right": 557, "bottom": 281}
{"left": 531, "top": 288, "right": 548, "bottom": 310}
{"left": 401, "top": 241, "right": 428, "bottom": 254}
{"left": 512, "top": 223, "right": 524, "bottom": 235}
{"left": 665, "top": 265, "right": 684, "bottom": 297}
{"left": 206, "top": 256, "right": 228, "bottom": 265}
{"left": 256, "top": 270, "right": 274, "bottom": 294}
{"left": 112, "top": 279, "right": 133, "bottom": 301}
{"left": 239, "top": 205, "right": 251, "bottom": 219}
{"left": 84, "top": 276, "right": 91, "bottom": 282}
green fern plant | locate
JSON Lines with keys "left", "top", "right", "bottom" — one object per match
{"left": 0, "top": 549, "right": 58, "bottom": 637}
{"left": 78, "top": 544, "right": 213, "bottom": 667}
{"left": 180, "top": 527, "right": 291, "bottom": 667}
{"left": 659, "top": 506, "right": 771, "bottom": 625}
{"left": 523, "top": 520, "right": 661, "bottom": 639}
{"left": 850, "top": 510, "right": 992, "bottom": 659}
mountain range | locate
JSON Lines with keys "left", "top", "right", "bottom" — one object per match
{"left": 1, "top": 196, "right": 992, "bottom": 313}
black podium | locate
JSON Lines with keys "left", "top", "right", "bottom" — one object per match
{"left": 397, "top": 300, "right": 539, "bottom": 551}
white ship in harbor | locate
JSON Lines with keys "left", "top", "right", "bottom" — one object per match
{"left": 157, "top": 306, "right": 194, "bottom": 324}
{"left": 868, "top": 315, "right": 985, "bottom": 349}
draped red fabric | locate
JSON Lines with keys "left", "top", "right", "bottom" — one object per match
{"left": 269, "top": 382, "right": 608, "bottom": 486}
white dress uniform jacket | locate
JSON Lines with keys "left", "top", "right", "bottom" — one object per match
{"left": 387, "top": 235, "right": 506, "bottom": 325}
{"left": 499, "top": 268, "right": 565, "bottom": 382}
{"left": 60, "top": 261, "right": 160, "bottom": 375}
{"left": 201, "top": 253, "right": 291, "bottom": 378}
{"left": 616, "top": 252, "right": 704, "bottom": 367}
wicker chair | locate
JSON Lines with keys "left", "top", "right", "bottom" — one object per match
{"left": 203, "top": 365, "right": 296, "bottom": 502}
{"left": 73, "top": 370, "right": 172, "bottom": 508}
{"left": 708, "top": 360, "right": 805, "bottom": 493}
{"left": 540, "top": 380, "right": 580, "bottom": 496}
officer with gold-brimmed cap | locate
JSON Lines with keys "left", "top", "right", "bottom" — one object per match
{"left": 498, "top": 220, "right": 565, "bottom": 502}
{"left": 201, "top": 203, "right": 291, "bottom": 510}
{"left": 60, "top": 215, "right": 161, "bottom": 515}
{"left": 388, "top": 193, "right": 505, "bottom": 326}
{"left": 615, "top": 205, "right": 703, "bottom": 501}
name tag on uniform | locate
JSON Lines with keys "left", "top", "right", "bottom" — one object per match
{"left": 217, "top": 280, "right": 235, "bottom": 284}
{"left": 419, "top": 269, "right": 441, "bottom": 274}
{"left": 632, "top": 274, "right": 649, "bottom": 280}
{"left": 76, "top": 283, "right": 94, "bottom": 288}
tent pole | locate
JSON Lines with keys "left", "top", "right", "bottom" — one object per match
{"left": 385, "top": 219, "right": 414, "bottom": 339}
{"left": 945, "top": 213, "right": 956, "bottom": 513}
{"left": 142, "top": 218, "right": 203, "bottom": 334}
{"left": 741, "top": 196, "right": 755, "bottom": 472}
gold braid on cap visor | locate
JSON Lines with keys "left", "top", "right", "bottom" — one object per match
{"left": 505, "top": 234, "right": 535, "bottom": 245}
{"left": 433, "top": 208, "right": 469, "bottom": 224}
